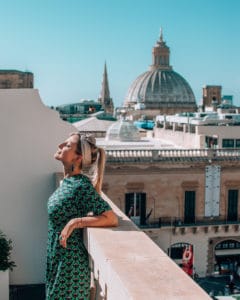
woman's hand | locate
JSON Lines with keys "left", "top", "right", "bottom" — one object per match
{"left": 59, "top": 218, "right": 83, "bottom": 248}
{"left": 59, "top": 211, "right": 118, "bottom": 248}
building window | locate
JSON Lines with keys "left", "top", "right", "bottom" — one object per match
{"left": 215, "top": 240, "right": 240, "bottom": 250}
{"left": 215, "top": 239, "right": 240, "bottom": 275}
{"left": 227, "top": 190, "right": 238, "bottom": 222}
{"left": 205, "top": 136, "right": 218, "bottom": 148}
{"left": 125, "top": 192, "right": 146, "bottom": 226}
{"left": 222, "top": 139, "right": 234, "bottom": 148}
{"left": 236, "top": 139, "right": 240, "bottom": 148}
{"left": 184, "top": 191, "right": 195, "bottom": 224}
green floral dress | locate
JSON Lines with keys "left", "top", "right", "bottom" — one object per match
{"left": 46, "top": 174, "right": 111, "bottom": 300}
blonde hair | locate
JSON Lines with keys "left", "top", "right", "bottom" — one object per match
{"left": 71, "top": 132, "right": 106, "bottom": 193}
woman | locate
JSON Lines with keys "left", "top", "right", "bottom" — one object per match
{"left": 46, "top": 132, "right": 118, "bottom": 300}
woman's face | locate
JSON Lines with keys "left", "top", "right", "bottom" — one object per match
{"left": 54, "top": 135, "right": 81, "bottom": 165}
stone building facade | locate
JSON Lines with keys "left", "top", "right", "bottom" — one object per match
{"left": 102, "top": 148, "right": 240, "bottom": 277}
{"left": 0, "top": 70, "right": 34, "bottom": 88}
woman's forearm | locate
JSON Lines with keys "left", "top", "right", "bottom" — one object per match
{"left": 60, "top": 210, "right": 118, "bottom": 248}
{"left": 70, "top": 210, "right": 118, "bottom": 230}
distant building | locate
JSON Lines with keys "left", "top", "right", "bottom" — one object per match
{"left": 56, "top": 100, "right": 103, "bottom": 122}
{"left": 202, "top": 85, "right": 222, "bottom": 110}
{"left": 0, "top": 70, "right": 33, "bottom": 88}
{"left": 98, "top": 62, "right": 114, "bottom": 115}
{"left": 156, "top": 111, "right": 240, "bottom": 148}
{"left": 89, "top": 108, "right": 240, "bottom": 278}
{"left": 222, "top": 95, "right": 233, "bottom": 106}
{"left": 56, "top": 63, "right": 114, "bottom": 122}
{"left": 124, "top": 30, "right": 197, "bottom": 119}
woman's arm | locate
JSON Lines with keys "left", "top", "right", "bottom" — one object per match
{"left": 60, "top": 210, "right": 118, "bottom": 248}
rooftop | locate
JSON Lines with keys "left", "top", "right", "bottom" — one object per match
{"left": 74, "top": 116, "right": 115, "bottom": 132}
{"left": 0, "top": 69, "right": 33, "bottom": 74}
{"left": 97, "top": 136, "right": 178, "bottom": 150}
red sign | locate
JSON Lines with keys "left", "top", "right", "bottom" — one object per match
{"left": 182, "top": 245, "right": 194, "bottom": 276}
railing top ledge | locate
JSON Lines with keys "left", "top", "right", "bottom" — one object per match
{"left": 84, "top": 194, "right": 211, "bottom": 300}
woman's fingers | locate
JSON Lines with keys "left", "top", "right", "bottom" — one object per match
{"left": 59, "top": 224, "right": 73, "bottom": 248}
{"left": 59, "top": 234, "right": 67, "bottom": 248}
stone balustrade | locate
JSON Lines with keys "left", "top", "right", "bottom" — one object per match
{"left": 140, "top": 216, "right": 240, "bottom": 229}
{"left": 84, "top": 193, "right": 211, "bottom": 300}
{"left": 106, "top": 148, "right": 240, "bottom": 163}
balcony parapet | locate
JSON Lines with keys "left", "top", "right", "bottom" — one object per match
{"left": 106, "top": 148, "right": 240, "bottom": 164}
{"left": 140, "top": 216, "right": 240, "bottom": 234}
{"left": 84, "top": 193, "right": 211, "bottom": 299}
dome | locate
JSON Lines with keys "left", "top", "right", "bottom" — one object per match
{"left": 125, "top": 69, "right": 196, "bottom": 110}
{"left": 105, "top": 120, "right": 140, "bottom": 142}
{"left": 124, "top": 30, "right": 197, "bottom": 113}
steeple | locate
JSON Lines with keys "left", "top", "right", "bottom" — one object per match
{"left": 159, "top": 27, "right": 163, "bottom": 42}
{"left": 101, "top": 62, "right": 110, "bottom": 100}
{"left": 150, "top": 29, "right": 172, "bottom": 71}
{"left": 98, "top": 62, "right": 114, "bottom": 114}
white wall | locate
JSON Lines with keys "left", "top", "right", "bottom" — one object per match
{"left": 154, "top": 128, "right": 200, "bottom": 148}
{"left": 155, "top": 126, "right": 240, "bottom": 149}
{"left": 0, "top": 89, "right": 75, "bottom": 284}
{"left": 197, "top": 126, "right": 240, "bottom": 147}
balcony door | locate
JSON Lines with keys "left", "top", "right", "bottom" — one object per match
{"left": 228, "top": 190, "right": 238, "bottom": 222}
{"left": 184, "top": 191, "right": 196, "bottom": 224}
{"left": 125, "top": 193, "right": 146, "bottom": 225}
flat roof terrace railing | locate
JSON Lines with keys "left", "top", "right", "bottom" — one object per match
{"left": 139, "top": 216, "right": 240, "bottom": 229}
{"left": 106, "top": 148, "right": 240, "bottom": 163}
{"left": 84, "top": 193, "right": 211, "bottom": 300}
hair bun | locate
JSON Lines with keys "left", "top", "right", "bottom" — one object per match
{"left": 84, "top": 134, "right": 96, "bottom": 146}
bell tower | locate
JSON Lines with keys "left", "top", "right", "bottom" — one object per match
{"left": 202, "top": 85, "right": 222, "bottom": 108}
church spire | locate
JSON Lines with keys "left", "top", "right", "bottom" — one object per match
{"left": 98, "top": 62, "right": 114, "bottom": 114}
{"left": 159, "top": 27, "right": 163, "bottom": 42}
{"left": 101, "top": 62, "right": 110, "bottom": 100}
{"left": 150, "top": 29, "right": 172, "bottom": 71}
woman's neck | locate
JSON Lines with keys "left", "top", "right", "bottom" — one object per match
{"left": 63, "top": 166, "right": 82, "bottom": 178}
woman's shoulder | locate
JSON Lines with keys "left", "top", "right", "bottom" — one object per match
{"left": 70, "top": 174, "right": 93, "bottom": 189}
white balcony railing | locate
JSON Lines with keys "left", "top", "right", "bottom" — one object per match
{"left": 84, "top": 193, "right": 211, "bottom": 300}
{"left": 105, "top": 148, "right": 240, "bottom": 163}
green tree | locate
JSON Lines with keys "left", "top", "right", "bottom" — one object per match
{"left": 0, "top": 231, "right": 16, "bottom": 271}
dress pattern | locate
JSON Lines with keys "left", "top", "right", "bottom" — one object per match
{"left": 46, "top": 174, "right": 111, "bottom": 300}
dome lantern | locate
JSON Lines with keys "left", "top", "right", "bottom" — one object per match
{"left": 150, "top": 28, "right": 172, "bottom": 71}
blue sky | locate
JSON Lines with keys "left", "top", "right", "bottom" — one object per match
{"left": 0, "top": 0, "right": 239, "bottom": 107}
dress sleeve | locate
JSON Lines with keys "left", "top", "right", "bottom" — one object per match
{"left": 75, "top": 177, "right": 112, "bottom": 216}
